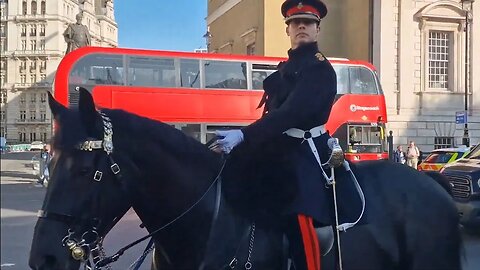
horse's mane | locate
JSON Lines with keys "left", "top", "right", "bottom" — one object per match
{"left": 52, "top": 107, "right": 222, "bottom": 170}
{"left": 106, "top": 109, "right": 221, "bottom": 166}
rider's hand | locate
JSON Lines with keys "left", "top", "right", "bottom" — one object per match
{"left": 215, "top": 130, "right": 244, "bottom": 154}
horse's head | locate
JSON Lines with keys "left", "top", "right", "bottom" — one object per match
{"left": 29, "top": 89, "right": 131, "bottom": 270}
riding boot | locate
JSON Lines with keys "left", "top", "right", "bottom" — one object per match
{"left": 285, "top": 214, "right": 321, "bottom": 270}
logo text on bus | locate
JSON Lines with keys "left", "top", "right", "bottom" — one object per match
{"left": 350, "top": 104, "right": 380, "bottom": 112}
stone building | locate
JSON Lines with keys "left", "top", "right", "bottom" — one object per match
{"left": 206, "top": 0, "right": 479, "bottom": 151}
{"left": 0, "top": 0, "right": 117, "bottom": 143}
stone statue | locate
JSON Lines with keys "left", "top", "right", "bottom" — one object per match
{"left": 63, "top": 12, "right": 91, "bottom": 54}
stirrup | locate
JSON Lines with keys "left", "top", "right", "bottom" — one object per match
{"left": 327, "top": 138, "right": 344, "bottom": 168}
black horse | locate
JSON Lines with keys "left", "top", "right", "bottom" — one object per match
{"left": 29, "top": 89, "right": 462, "bottom": 270}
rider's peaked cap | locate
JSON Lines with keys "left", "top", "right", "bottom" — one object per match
{"left": 281, "top": 0, "right": 327, "bottom": 24}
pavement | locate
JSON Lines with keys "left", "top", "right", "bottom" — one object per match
{"left": 1, "top": 152, "right": 151, "bottom": 269}
{"left": 1, "top": 151, "right": 479, "bottom": 269}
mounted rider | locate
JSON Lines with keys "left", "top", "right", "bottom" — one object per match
{"left": 215, "top": 1, "right": 366, "bottom": 269}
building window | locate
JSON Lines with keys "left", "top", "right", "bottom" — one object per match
{"left": 30, "top": 61, "right": 36, "bottom": 73}
{"left": 20, "top": 60, "right": 26, "bottom": 73}
{"left": 40, "top": 60, "right": 46, "bottom": 71}
{"left": 30, "top": 132, "right": 36, "bottom": 141}
{"left": 21, "top": 40, "right": 26, "bottom": 51}
{"left": 40, "top": 110, "right": 46, "bottom": 121}
{"left": 40, "top": 74, "right": 46, "bottom": 81}
{"left": 428, "top": 31, "right": 451, "bottom": 90}
{"left": 40, "top": 24, "right": 45, "bottom": 36}
{"left": 0, "top": 127, "right": 6, "bottom": 138}
{"left": 0, "top": 24, "right": 5, "bottom": 37}
{"left": 0, "top": 74, "right": 4, "bottom": 85}
{"left": 41, "top": 1, "right": 46, "bottom": 15}
{"left": 30, "top": 40, "right": 36, "bottom": 51}
{"left": 20, "top": 110, "right": 26, "bottom": 120}
{"left": 19, "top": 94, "right": 26, "bottom": 105}
{"left": 246, "top": 44, "right": 255, "bottom": 55}
{"left": 30, "top": 93, "right": 36, "bottom": 103}
{"left": 21, "top": 24, "right": 27, "bottom": 36}
{"left": 0, "top": 59, "right": 6, "bottom": 71}
{"left": 22, "top": 1, "right": 27, "bottom": 15}
{"left": 0, "top": 39, "right": 5, "bottom": 52}
{"left": 0, "top": 110, "right": 5, "bottom": 121}
{"left": 0, "top": 90, "right": 6, "bottom": 104}
{"left": 20, "top": 74, "right": 26, "bottom": 84}
{"left": 39, "top": 39, "right": 45, "bottom": 50}
{"left": 30, "top": 24, "right": 37, "bottom": 36}
{"left": 30, "top": 110, "right": 36, "bottom": 120}
{"left": 19, "top": 130, "right": 26, "bottom": 142}
{"left": 434, "top": 137, "right": 454, "bottom": 149}
{"left": 30, "top": 74, "right": 36, "bottom": 83}
{"left": 40, "top": 92, "right": 46, "bottom": 103}
{"left": 31, "top": 1, "right": 37, "bottom": 15}
{"left": 41, "top": 131, "right": 47, "bottom": 142}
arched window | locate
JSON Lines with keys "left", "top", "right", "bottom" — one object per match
{"left": 41, "top": 1, "right": 46, "bottom": 15}
{"left": 31, "top": 1, "right": 37, "bottom": 15}
{"left": 22, "top": 1, "right": 27, "bottom": 15}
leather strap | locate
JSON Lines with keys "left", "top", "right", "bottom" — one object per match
{"left": 283, "top": 125, "right": 326, "bottom": 139}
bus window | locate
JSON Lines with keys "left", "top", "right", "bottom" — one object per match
{"left": 349, "top": 67, "right": 377, "bottom": 94}
{"left": 251, "top": 64, "right": 276, "bottom": 90}
{"left": 127, "top": 56, "right": 175, "bottom": 87}
{"left": 333, "top": 65, "right": 349, "bottom": 94}
{"left": 70, "top": 54, "right": 124, "bottom": 86}
{"left": 348, "top": 125, "right": 383, "bottom": 153}
{"left": 251, "top": 71, "right": 269, "bottom": 90}
{"left": 205, "top": 61, "right": 247, "bottom": 89}
{"left": 180, "top": 59, "right": 200, "bottom": 88}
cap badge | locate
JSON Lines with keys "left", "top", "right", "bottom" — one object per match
{"left": 315, "top": 53, "right": 325, "bottom": 61}
{"left": 297, "top": 2, "right": 304, "bottom": 9}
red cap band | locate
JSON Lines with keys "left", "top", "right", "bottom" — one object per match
{"left": 286, "top": 4, "right": 320, "bottom": 17}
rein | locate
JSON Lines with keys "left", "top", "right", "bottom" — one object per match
{"left": 95, "top": 159, "right": 227, "bottom": 269}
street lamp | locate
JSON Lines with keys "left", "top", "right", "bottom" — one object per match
{"left": 203, "top": 26, "right": 212, "bottom": 52}
{"left": 461, "top": 0, "right": 474, "bottom": 147}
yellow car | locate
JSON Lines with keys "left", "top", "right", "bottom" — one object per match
{"left": 418, "top": 147, "right": 470, "bottom": 172}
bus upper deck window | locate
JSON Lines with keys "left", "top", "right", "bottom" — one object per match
{"left": 350, "top": 67, "right": 377, "bottom": 94}
{"left": 205, "top": 61, "right": 247, "bottom": 90}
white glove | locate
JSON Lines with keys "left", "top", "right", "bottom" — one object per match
{"left": 215, "top": 130, "right": 244, "bottom": 154}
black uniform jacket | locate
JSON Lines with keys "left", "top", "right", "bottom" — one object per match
{"left": 223, "top": 42, "right": 362, "bottom": 226}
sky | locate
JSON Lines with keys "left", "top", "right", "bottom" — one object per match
{"left": 115, "top": 0, "right": 207, "bottom": 52}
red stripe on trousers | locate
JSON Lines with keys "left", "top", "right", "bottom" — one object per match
{"left": 297, "top": 214, "right": 321, "bottom": 270}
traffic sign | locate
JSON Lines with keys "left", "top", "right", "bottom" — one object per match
{"left": 455, "top": 111, "right": 468, "bottom": 124}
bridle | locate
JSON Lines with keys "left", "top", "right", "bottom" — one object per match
{"left": 39, "top": 110, "right": 227, "bottom": 269}
{"left": 38, "top": 111, "right": 126, "bottom": 269}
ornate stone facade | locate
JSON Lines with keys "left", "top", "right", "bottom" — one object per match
{"left": 0, "top": 0, "right": 117, "bottom": 143}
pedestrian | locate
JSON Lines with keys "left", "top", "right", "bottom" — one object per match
{"left": 214, "top": 1, "right": 341, "bottom": 269}
{"left": 406, "top": 141, "right": 420, "bottom": 169}
{"left": 35, "top": 144, "right": 51, "bottom": 187}
{"left": 393, "top": 145, "right": 407, "bottom": 164}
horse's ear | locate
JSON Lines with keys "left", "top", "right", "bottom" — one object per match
{"left": 48, "top": 91, "right": 67, "bottom": 119}
{"left": 78, "top": 87, "right": 100, "bottom": 127}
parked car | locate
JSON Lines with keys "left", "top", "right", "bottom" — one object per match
{"left": 417, "top": 147, "right": 470, "bottom": 172}
{"left": 29, "top": 141, "right": 45, "bottom": 151}
{"left": 440, "top": 144, "right": 480, "bottom": 232}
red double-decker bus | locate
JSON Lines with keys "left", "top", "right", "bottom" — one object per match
{"left": 54, "top": 47, "right": 388, "bottom": 161}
